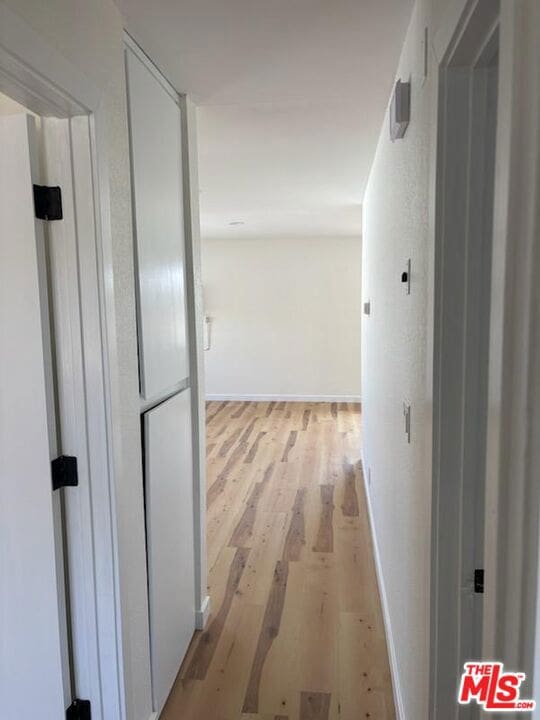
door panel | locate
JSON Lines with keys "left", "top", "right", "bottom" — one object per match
{"left": 144, "top": 389, "right": 195, "bottom": 712}
{"left": 126, "top": 48, "right": 189, "bottom": 401}
{"left": 0, "top": 114, "right": 71, "bottom": 718}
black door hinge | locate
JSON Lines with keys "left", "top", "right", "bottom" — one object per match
{"left": 66, "top": 699, "right": 91, "bottom": 720}
{"left": 474, "top": 569, "right": 484, "bottom": 594}
{"left": 51, "top": 455, "right": 78, "bottom": 491}
{"left": 33, "top": 184, "right": 63, "bottom": 220}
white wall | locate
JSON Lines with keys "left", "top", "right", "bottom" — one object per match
{"left": 202, "top": 236, "right": 362, "bottom": 400}
{"left": 1, "top": 2, "right": 152, "bottom": 718}
{"left": 361, "top": 0, "right": 435, "bottom": 717}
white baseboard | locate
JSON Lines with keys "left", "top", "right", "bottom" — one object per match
{"left": 148, "top": 713, "right": 158, "bottom": 720}
{"left": 196, "top": 594, "right": 211, "bottom": 630}
{"left": 361, "top": 452, "right": 405, "bottom": 720}
{"left": 205, "top": 393, "right": 361, "bottom": 403}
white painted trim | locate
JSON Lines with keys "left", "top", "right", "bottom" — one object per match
{"left": 205, "top": 394, "right": 362, "bottom": 403}
{"left": 179, "top": 96, "right": 208, "bottom": 648}
{"left": 123, "top": 31, "right": 180, "bottom": 105}
{"left": 195, "top": 595, "right": 211, "bottom": 631}
{"left": 482, "top": 0, "right": 540, "bottom": 685}
{"left": 0, "top": 3, "right": 100, "bottom": 114}
{"left": 41, "top": 116, "right": 116, "bottom": 717}
{"left": 432, "top": 0, "right": 470, "bottom": 62}
{"left": 91, "top": 99, "right": 139, "bottom": 720}
{"left": 430, "top": 2, "right": 501, "bottom": 714}
{"left": 361, "top": 452, "right": 404, "bottom": 720}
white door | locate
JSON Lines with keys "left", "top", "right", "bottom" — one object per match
{"left": 0, "top": 114, "right": 71, "bottom": 718}
{"left": 126, "top": 47, "right": 189, "bottom": 402}
{"left": 126, "top": 42, "right": 196, "bottom": 712}
{"left": 145, "top": 389, "right": 195, "bottom": 712}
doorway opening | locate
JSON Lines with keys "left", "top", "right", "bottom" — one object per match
{"left": 430, "top": 1, "right": 500, "bottom": 717}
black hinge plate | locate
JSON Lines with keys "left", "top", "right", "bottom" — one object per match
{"left": 474, "top": 569, "right": 484, "bottom": 594}
{"left": 51, "top": 455, "right": 78, "bottom": 491}
{"left": 33, "top": 184, "right": 63, "bottom": 220}
{"left": 66, "top": 699, "right": 91, "bottom": 720}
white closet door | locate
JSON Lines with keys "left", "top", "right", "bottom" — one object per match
{"left": 0, "top": 114, "right": 71, "bottom": 719}
{"left": 144, "top": 389, "right": 195, "bottom": 712}
{"left": 126, "top": 49, "right": 188, "bottom": 400}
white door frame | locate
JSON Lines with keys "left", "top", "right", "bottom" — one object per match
{"left": 429, "top": 0, "right": 540, "bottom": 715}
{"left": 0, "top": 5, "right": 123, "bottom": 718}
{"left": 430, "top": 0, "right": 500, "bottom": 715}
{"left": 481, "top": 0, "right": 540, "bottom": 699}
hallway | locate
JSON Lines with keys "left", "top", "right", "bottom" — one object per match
{"left": 162, "top": 401, "right": 394, "bottom": 720}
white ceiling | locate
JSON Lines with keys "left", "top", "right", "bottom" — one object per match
{"left": 119, "top": 0, "right": 413, "bottom": 239}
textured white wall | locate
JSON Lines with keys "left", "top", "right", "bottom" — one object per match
{"left": 361, "top": 0, "right": 434, "bottom": 717}
{"left": 1, "top": 2, "right": 152, "bottom": 718}
{"left": 202, "top": 236, "right": 362, "bottom": 400}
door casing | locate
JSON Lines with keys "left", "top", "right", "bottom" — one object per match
{"left": 0, "top": 10, "right": 123, "bottom": 719}
{"left": 430, "top": 1, "right": 500, "bottom": 717}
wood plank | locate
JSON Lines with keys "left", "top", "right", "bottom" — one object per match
{"left": 206, "top": 400, "right": 228, "bottom": 424}
{"left": 341, "top": 459, "right": 360, "bottom": 517}
{"left": 262, "top": 460, "right": 276, "bottom": 486}
{"left": 184, "top": 547, "right": 250, "bottom": 680}
{"left": 188, "top": 602, "right": 264, "bottom": 719}
{"left": 282, "top": 488, "right": 306, "bottom": 562}
{"left": 313, "top": 485, "right": 335, "bottom": 553}
{"left": 242, "top": 561, "right": 290, "bottom": 713}
{"left": 229, "top": 482, "right": 266, "bottom": 547}
{"left": 337, "top": 612, "right": 394, "bottom": 719}
{"left": 258, "top": 576, "right": 304, "bottom": 717}
{"left": 218, "top": 426, "right": 243, "bottom": 457}
{"left": 245, "top": 430, "right": 267, "bottom": 464}
{"left": 206, "top": 463, "right": 256, "bottom": 571}
{"left": 297, "top": 555, "right": 338, "bottom": 693}
{"left": 239, "top": 416, "right": 260, "bottom": 445}
{"left": 231, "top": 401, "right": 249, "bottom": 419}
{"left": 207, "top": 440, "right": 249, "bottom": 507}
{"left": 237, "top": 512, "right": 288, "bottom": 607}
{"left": 300, "top": 692, "right": 331, "bottom": 720}
{"left": 281, "top": 430, "right": 298, "bottom": 463}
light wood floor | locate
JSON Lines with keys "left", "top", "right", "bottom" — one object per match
{"left": 162, "top": 401, "right": 395, "bottom": 720}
